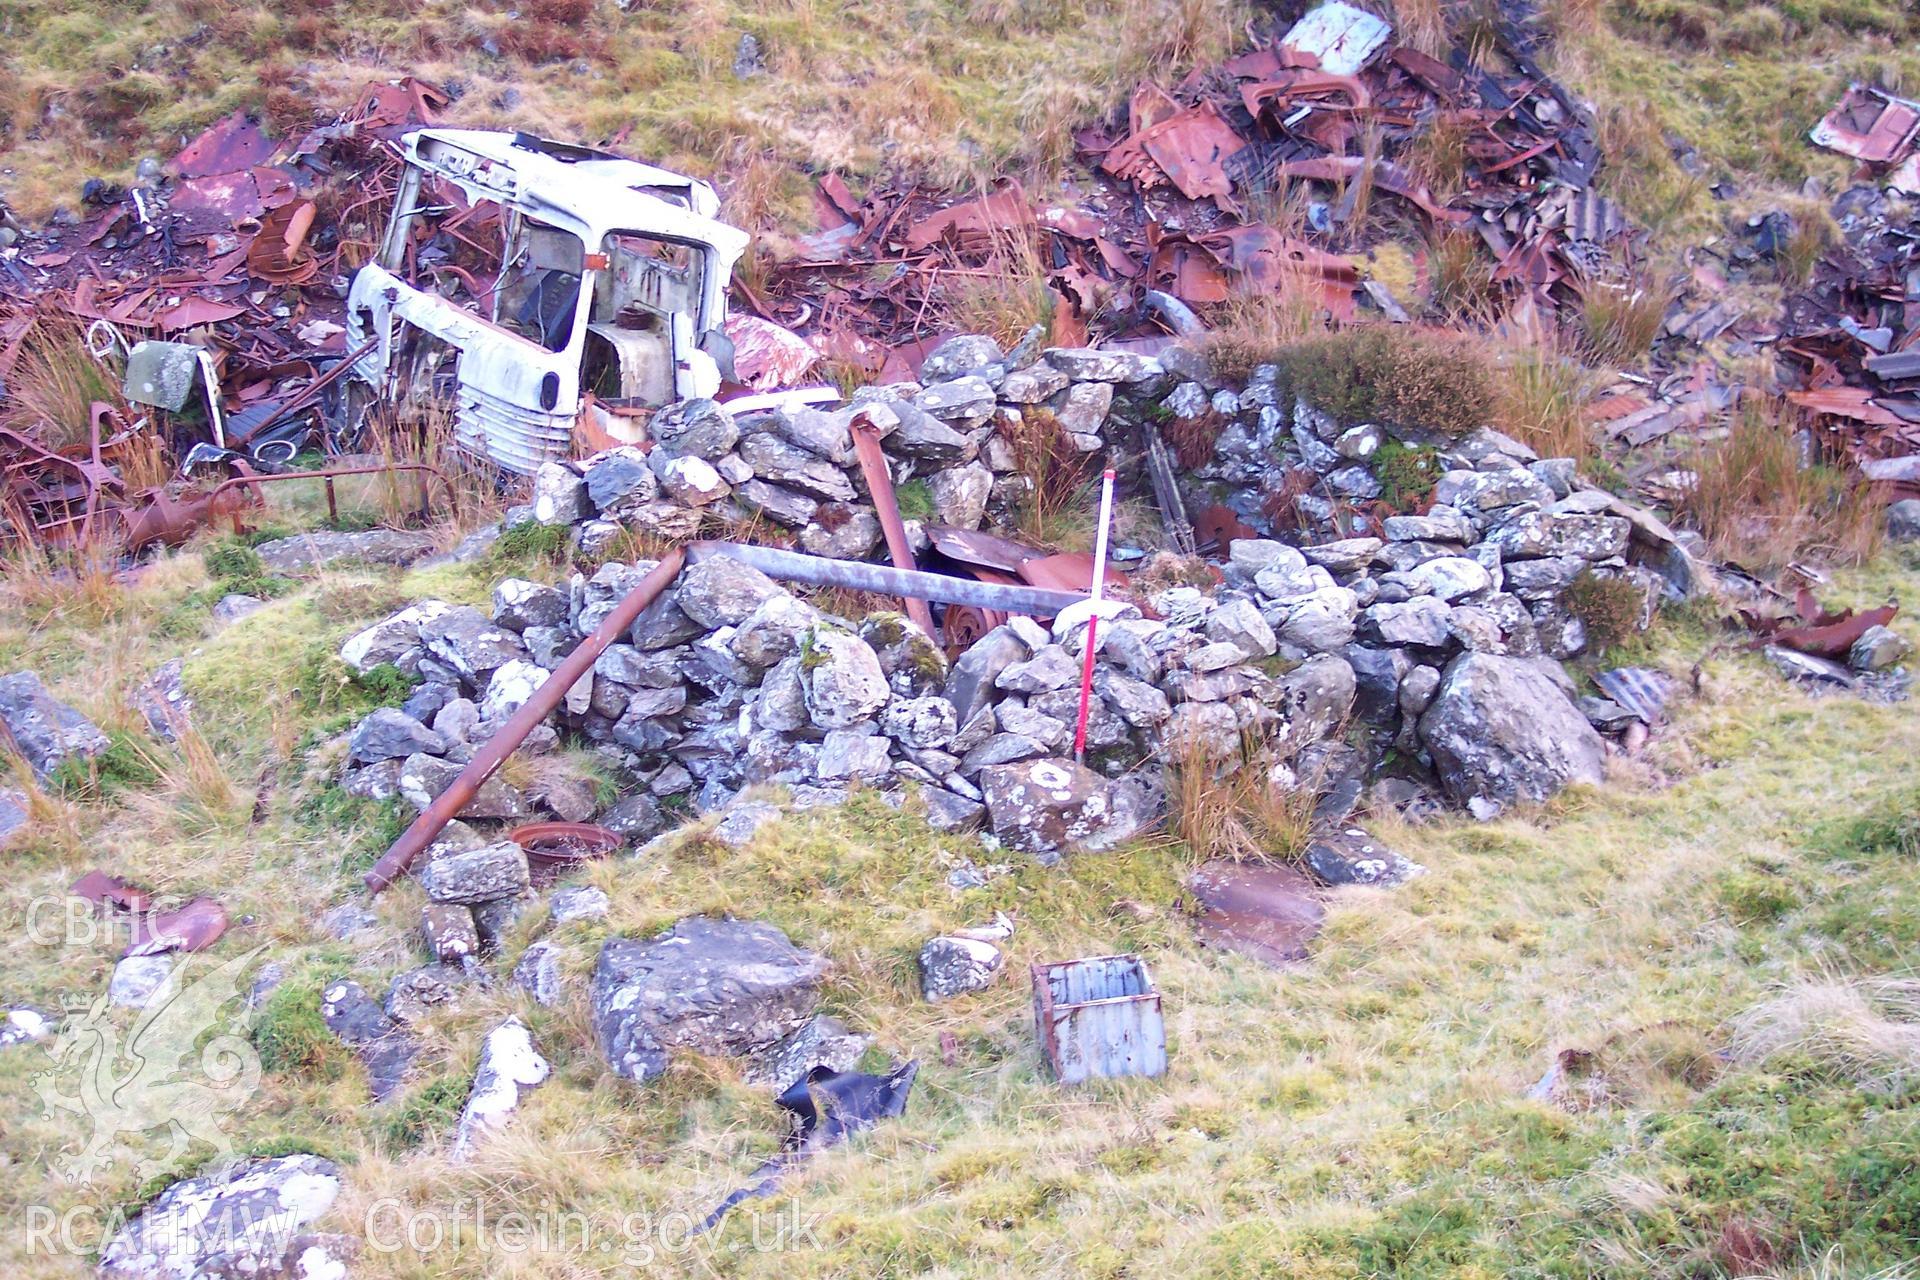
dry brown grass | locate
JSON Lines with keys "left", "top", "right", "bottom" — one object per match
{"left": 0, "top": 321, "right": 125, "bottom": 450}
{"left": 1405, "top": 111, "right": 1473, "bottom": 203}
{"left": 1728, "top": 972, "right": 1920, "bottom": 1093}
{"left": 1578, "top": 271, "right": 1671, "bottom": 367}
{"left": 1495, "top": 345, "right": 1599, "bottom": 462}
{"left": 1002, "top": 406, "right": 1096, "bottom": 549}
{"left": 1390, "top": 0, "right": 1450, "bottom": 55}
{"left": 1167, "top": 731, "right": 1318, "bottom": 864}
{"left": 1425, "top": 227, "right": 1495, "bottom": 321}
{"left": 1198, "top": 285, "right": 1326, "bottom": 382}
{"left": 941, "top": 221, "right": 1061, "bottom": 349}
{"left": 1674, "top": 394, "right": 1884, "bottom": 568}
{"left": 364, "top": 403, "right": 510, "bottom": 536}
{"left": 0, "top": 513, "right": 130, "bottom": 627}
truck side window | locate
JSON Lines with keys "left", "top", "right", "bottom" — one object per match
{"left": 495, "top": 220, "right": 587, "bottom": 353}
{"left": 597, "top": 234, "right": 706, "bottom": 332}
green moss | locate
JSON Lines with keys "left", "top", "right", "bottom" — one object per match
{"left": 201, "top": 538, "right": 293, "bottom": 600}
{"left": 383, "top": 1075, "right": 471, "bottom": 1150}
{"left": 1717, "top": 869, "right": 1802, "bottom": 924}
{"left": 490, "top": 520, "right": 572, "bottom": 568}
{"left": 1368, "top": 440, "right": 1441, "bottom": 508}
{"left": 894, "top": 480, "right": 935, "bottom": 522}
{"left": 251, "top": 970, "right": 353, "bottom": 1081}
{"left": 47, "top": 731, "right": 160, "bottom": 799}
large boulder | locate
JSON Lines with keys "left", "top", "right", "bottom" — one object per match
{"left": 1417, "top": 653, "right": 1606, "bottom": 813}
{"left": 980, "top": 757, "right": 1113, "bottom": 861}
{"left": 591, "top": 916, "right": 829, "bottom": 1082}
{"left": 803, "top": 629, "right": 890, "bottom": 729}
{"left": 98, "top": 1154, "right": 348, "bottom": 1280}
{"left": 0, "top": 670, "right": 108, "bottom": 781}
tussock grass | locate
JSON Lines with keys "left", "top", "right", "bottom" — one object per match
{"left": 1674, "top": 394, "right": 1884, "bottom": 568}
{"left": 1494, "top": 345, "right": 1599, "bottom": 463}
{"left": 1729, "top": 973, "right": 1920, "bottom": 1093}
{"left": 1168, "top": 733, "right": 1317, "bottom": 865}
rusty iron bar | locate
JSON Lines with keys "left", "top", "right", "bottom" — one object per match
{"left": 848, "top": 413, "right": 938, "bottom": 638}
{"left": 364, "top": 548, "right": 686, "bottom": 895}
{"left": 686, "top": 541, "right": 1088, "bottom": 616}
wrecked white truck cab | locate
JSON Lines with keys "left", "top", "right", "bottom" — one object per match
{"left": 345, "top": 129, "right": 749, "bottom": 473}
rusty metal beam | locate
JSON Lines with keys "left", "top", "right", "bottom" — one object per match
{"left": 848, "top": 412, "right": 937, "bottom": 637}
{"left": 364, "top": 547, "right": 687, "bottom": 895}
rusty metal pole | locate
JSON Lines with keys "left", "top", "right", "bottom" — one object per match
{"left": 848, "top": 414, "right": 938, "bottom": 639}
{"left": 363, "top": 546, "right": 686, "bottom": 895}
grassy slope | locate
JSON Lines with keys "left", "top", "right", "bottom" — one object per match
{"left": 0, "top": 486, "right": 1915, "bottom": 1278}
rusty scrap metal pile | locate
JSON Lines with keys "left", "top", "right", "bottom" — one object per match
{"left": 1778, "top": 85, "right": 1920, "bottom": 495}
{"left": 0, "top": 80, "right": 447, "bottom": 546}
{"left": 756, "top": 0, "right": 1630, "bottom": 374}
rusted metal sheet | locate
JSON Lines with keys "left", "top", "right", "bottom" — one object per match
{"left": 902, "top": 185, "right": 1034, "bottom": 253}
{"left": 1185, "top": 859, "right": 1325, "bottom": 966}
{"left": 125, "top": 897, "right": 229, "bottom": 956}
{"left": 1592, "top": 667, "right": 1676, "bottom": 726}
{"left": 172, "top": 113, "right": 279, "bottom": 179}
{"left": 1103, "top": 103, "right": 1247, "bottom": 208}
{"left": 725, "top": 313, "right": 819, "bottom": 389}
{"left": 1810, "top": 85, "right": 1920, "bottom": 165}
{"left": 246, "top": 199, "right": 319, "bottom": 284}
{"left": 1741, "top": 588, "right": 1899, "bottom": 659}
{"left": 1031, "top": 955, "right": 1168, "bottom": 1084}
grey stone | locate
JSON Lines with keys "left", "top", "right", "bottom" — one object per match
{"left": 927, "top": 462, "right": 994, "bottom": 529}
{"left": 531, "top": 461, "right": 591, "bottom": 525}
{"left": 1306, "top": 826, "right": 1424, "bottom": 886}
{"left": 512, "top": 941, "right": 565, "bottom": 1006}
{"left": 422, "top": 902, "right": 479, "bottom": 963}
{"left": 1056, "top": 380, "right": 1113, "bottom": 436}
{"left": 421, "top": 841, "right": 531, "bottom": 905}
{"left": 922, "top": 787, "right": 986, "bottom": 832}
{"left": 1276, "top": 586, "right": 1359, "bottom": 652}
{"left": 1433, "top": 468, "right": 1554, "bottom": 513}
{"left": 999, "top": 362, "right": 1070, "bottom": 403}
{"left": 1358, "top": 597, "right": 1453, "bottom": 647}
{"left": 799, "top": 508, "right": 884, "bottom": 559}
{"left": 401, "top": 751, "right": 526, "bottom": 818}
{"left": 882, "top": 696, "right": 958, "bottom": 749}
{"left": 1418, "top": 652, "right": 1607, "bottom": 812}
{"left": 1325, "top": 464, "right": 1383, "bottom": 501}
{"left": 1887, "top": 498, "right": 1920, "bottom": 541}
{"left": 882, "top": 401, "right": 976, "bottom": 461}
{"left": 599, "top": 793, "right": 666, "bottom": 840}
{"left": 212, "top": 593, "right": 266, "bottom": 625}
{"left": 711, "top": 800, "right": 782, "bottom": 848}
{"left": 651, "top": 398, "right": 739, "bottom": 460}
{"left": 945, "top": 625, "right": 1030, "bottom": 723}
{"left": 134, "top": 658, "right": 193, "bottom": 743}
{"left": 1485, "top": 512, "right": 1631, "bottom": 561}
{"left": 450, "top": 1017, "right": 550, "bottom": 1162}
{"left": 915, "top": 375, "right": 996, "bottom": 423}
{"left": 591, "top": 916, "right": 829, "bottom": 1082}
{"left": 321, "top": 978, "right": 416, "bottom": 1098}
{"left": 98, "top": 1154, "right": 343, "bottom": 1280}
{"left": 1230, "top": 539, "right": 1308, "bottom": 576}
{"left": 349, "top": 707, "right": 445, "bottom": 764}
{"left": 1383, "top": 507, "right": 1473, "bottom": 542}
{"left": 1, "top": 1005, "right": 55, "bottom": 1048}
{"left": 385, "top": 963, "right": 476, "bottom": 1025}
{"left": 1398, "top": 664, "right": 1441, "bottom": 718}
{"left": 109, "top": 954, "right": 174, "bottom": 1008}
{"left": 677, "top": 558, "right": 782, "bottom": 631}
{"left": 817, "top": 727, "right": 894, "bottom": 781}
{"left": 420, "top": 606, "right": 529, "bottom": 686}
{"left": 726, "top": 594, "right": 816, "bottom": 671}
{"left": 1045, "top": 347, "right": 1159, "bottom": 382}
{"left": 0, "top": 671, "right": 108, "bottom": 781}
{"left": 995, "top": 644, "right": 1078, "bottom": 693}
{"left": 549, "top": 885, "right": 610, "bottom": 924}
{"left": 1301, "top": 538, "right": 1382, "bottom": 575}
{"left": 742, "top": 1013, "right": 871, "bottom": 1092}
{"left": 480, "top": 659, "right": 556, "bottom": 722}
{"left": 769, "top": 405, "right": 856, "bottom": 464}
{"left": 739, "top": 432, "right": 858, "bottom": 500}
{"left": 583, "top": 446, "right": 659, "bottom": 513}
{"left": 919, "top": 934, "right": 1003, "bottom": 1001}
{"left": 804, "top": 629, "right": 891, "bottom": 729}
{"left": 920, "top": 334, "right": 1003, "bottom": 383}
{"left": 1393, "top": 556, "right": 1492, "bottom": 602}
{"left": 735, "top": 478, "right": 819, "bottom": 527}
{"left": 1207, "top": 597, "right": 1277, "bottom": 659}
{"left": 980, "top": 757, "right": 1112, "bottom": 860}
{"left": 253, "top": 528, "right": 438, "bottom": 572}
{"left": 1850, "top": 624, "right": 1910, "bottom": 672}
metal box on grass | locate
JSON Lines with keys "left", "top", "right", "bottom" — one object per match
{"left": 1030, "top": 954, "right": 1168, "bottom": 1084}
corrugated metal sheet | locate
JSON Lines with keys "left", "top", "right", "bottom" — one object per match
{"left": 1031, "top": 955, "right": 1168, "bottom": 1085}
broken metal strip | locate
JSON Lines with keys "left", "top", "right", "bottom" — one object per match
{"left": 848, "top": 414, "right": 938, "bottom": 638}
{"left": 686, "top": 542, "right": 1088, "bottom": 616}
